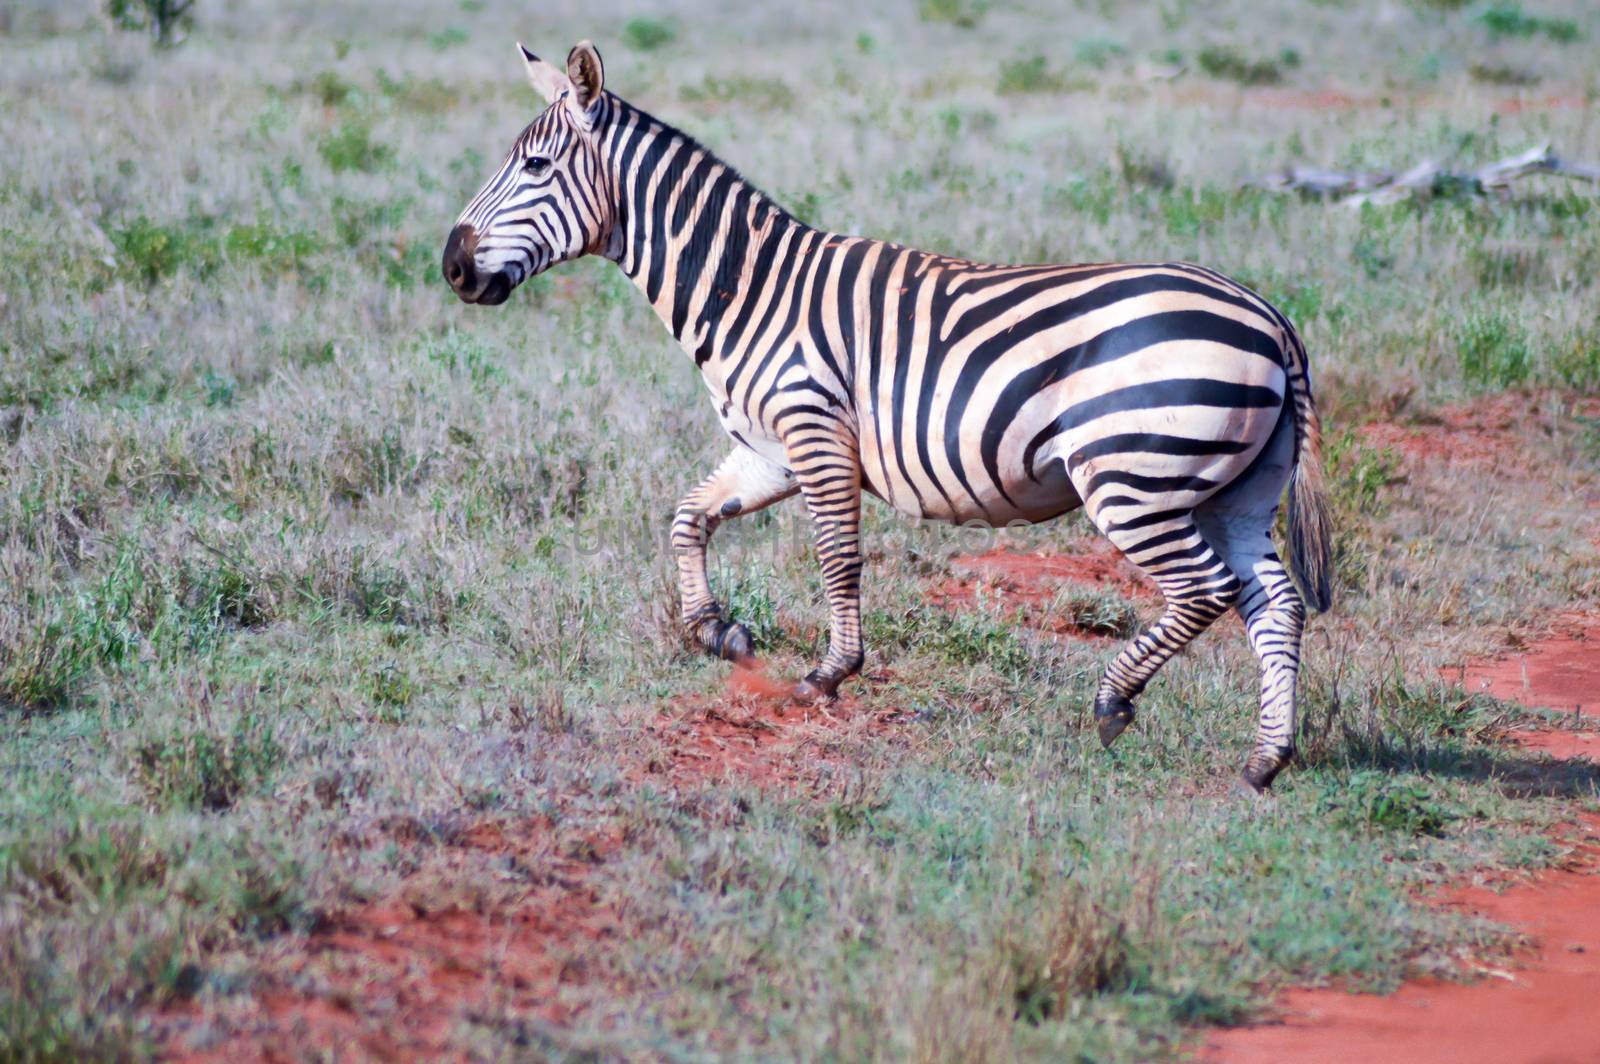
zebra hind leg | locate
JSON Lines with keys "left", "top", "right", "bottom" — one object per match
{"left": 1196, "top": 508, "right": 1307, "bottom": 795}
{"left": 1092, "top": 514, "right": 1242, "bottom": 749}
{"left": 672, "top": 449, "right": 798, "bottom": 665}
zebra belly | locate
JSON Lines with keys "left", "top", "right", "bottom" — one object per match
{"left": 859, "top": 420, "right": 1084, "bottom": 526}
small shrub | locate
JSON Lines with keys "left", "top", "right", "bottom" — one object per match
{"left": 1159, "top": 185, "right": 1235, "bottom": 238}
{"left": 109, "top": 214, "right": 320, "bottom": 284}
{"left": 105, "top": 0, "right": 194, "bottom": 48}
{"left": 622, "top": 17, "right": 676, "bottom": 51}
{"left": 1322, "top": 431, "right": 1399, "bottom": 590}
{"left": 222, "top": 222, "right": 320, "bottom": 272}
{"left": 721, "top": 573, "right": 800, "bottom": 654}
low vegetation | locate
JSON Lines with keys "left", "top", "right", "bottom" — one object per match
{"left": 1, "top": 0, "right": 1597, "bottom": 1060}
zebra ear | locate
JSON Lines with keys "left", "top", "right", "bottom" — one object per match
{"left": 565, "top": 40, "right": 605, "bottom": 119}
{"left": 518, "top": 42, "right": 569, "bottom": 105}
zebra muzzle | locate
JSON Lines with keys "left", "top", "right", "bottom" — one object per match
{"left": 442, "top": 223, "right": 481, "bottom": 297}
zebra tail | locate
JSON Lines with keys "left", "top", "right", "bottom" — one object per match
{"left": 1284, "top": 327, "right": 1334, "bottom": 613}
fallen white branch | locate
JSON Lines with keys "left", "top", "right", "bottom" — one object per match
{"left": 1248, "top": 143, "right": 1600, "bottom": 205}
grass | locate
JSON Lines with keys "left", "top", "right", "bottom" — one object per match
{"left": 2, "top": 0, "right": 1599, "bottom": 1060}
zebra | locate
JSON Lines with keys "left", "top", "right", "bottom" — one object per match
{"left": 442, "top": 40, "right": 1334, "bottom": 794}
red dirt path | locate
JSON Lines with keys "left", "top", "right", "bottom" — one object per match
{"left": 161, "top": 819, "right": 621, "bottom": 1063}
{"left": 1205, "top": 616, "right": 1600, "bottom": 1064}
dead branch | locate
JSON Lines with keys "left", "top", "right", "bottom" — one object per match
{"left": 1248, "top": 143, "right": 1600, "bottom": 205}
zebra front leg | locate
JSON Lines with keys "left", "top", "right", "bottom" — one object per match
{"left": 673, "top": 448, "right": 797, "bottom": 663}
{"left": 787, "top": 438, "right": 865, "bottom": 701}
{"left": 1093, "top": 515, "right": 1241, "bottom": 747}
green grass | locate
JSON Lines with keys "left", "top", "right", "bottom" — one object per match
{"left": 2, "top": 0, "right": 1599, "bottom": 1059}
{"left": 1476, "top": 3, "right": 1582, "bottom": 41}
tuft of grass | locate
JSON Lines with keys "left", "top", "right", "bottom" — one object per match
{"left": 1456, "top": 311, "right": 1530, "bottom": 389}
{"left": 1006, "top": 888, "right": 1146, "bottom": 1025}
{"left": 1073, "top": 38, "right": 1128, "bottom": 69}
{"left": 1196, "top": 45, "right": 1293, "bottom": 85}
{"left": 429, "top": 26, "right": 468, "bottom": 51}
{"left": 365, "top": 663, "right": 417, "bottom": 718}
{"left": 918, "top": 0, "right": 986, "bottom": 28}
{"left": 622, "top": 17, "right": 677, "bottom": 51}
{"left": 307, "top": 69, "right": 357, "bottom": 107}
{"left": 318, "top": 116, "right": 394, "bottom": 173}
{"left": 1475, "top": 4, "right": 1581, "bottom": 42}
{"left": 1054, "top": 589, "right": 1140, "bottom": 639}
{"left": 1314, "top": 771, "right": 1456, "bottom": 836}
{"left": 997, "top": 55, "right": 1068, "bottom": 95}
{"left": 106, "top": 0, "right": 195, "bottom": 48}
{"left": 131, "top": 714, "right": 281, "bottom": 811}
{"left": 679, "top": 74, "right": 795, "bottom": 111}
{"left": 1468, "top": 62, "right": 1539, "bottom": 86}
{"left": 108, "top": 214, "right": 320, "bottom": 285}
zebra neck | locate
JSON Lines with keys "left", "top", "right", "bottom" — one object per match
{"left": 601, "top": 105, "right": 817, "bottom": 366}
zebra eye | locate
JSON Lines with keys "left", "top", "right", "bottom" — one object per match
{"left": 524, "top": 155, "right": 550, "bottom": 174}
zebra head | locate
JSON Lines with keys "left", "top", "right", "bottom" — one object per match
{"left": 443, "top": 41, "right": 611, "bottom": 305}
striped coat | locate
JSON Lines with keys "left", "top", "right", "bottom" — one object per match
{"left": 443, "top": 40, "right": 1332, "bottom": 793}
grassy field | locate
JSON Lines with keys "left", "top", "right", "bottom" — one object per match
{"left": 3, "top": 0, "right": 1600, "bottom": 1059}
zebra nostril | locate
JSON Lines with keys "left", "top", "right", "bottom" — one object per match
{"left": 442, "top": 223, "right": 479, "bottom": 293}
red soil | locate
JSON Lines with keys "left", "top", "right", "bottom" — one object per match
{"left": 1360, "top": 394, "right": 1600, "bottom": 466}
{"left": 161, "top": 658, "right": 905, "bottom": 1060}
{"left": 929, "top": 542, "right": 1158, "bottom": 637}
{"left": 1458, "top": 617, "right": 1599, "bottom": 760}
{"left": 1205, "top": 617, "right": 1600, "bottom": 1064}
{"left": 1493, "top": 94, "right": 1590, "bottom": 115}
{"left": 161, "top": 819, "right": 621, "bottom": 1063}
{"left": 642, "top": 660, "right": 910, "bottom": 791}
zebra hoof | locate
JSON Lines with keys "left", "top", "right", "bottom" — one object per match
{"left": 712, "top": 621, "right": 756, "bottom": 666}
{"left": 1239, "top": 747, "right": 1294, "bottom": 793}
{"left": 1230, "top": 777, "right": 1273, "bottom": 802}
{"left": 1094, "top": 694, "right": 1136, "bottom": 749}
{"left": 791, "top": 671, "right": 838, "bottom": 703}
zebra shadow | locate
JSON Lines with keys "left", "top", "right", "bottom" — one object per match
{"left": 1302, "top": 732, "right": 1600, "bottom": 800}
